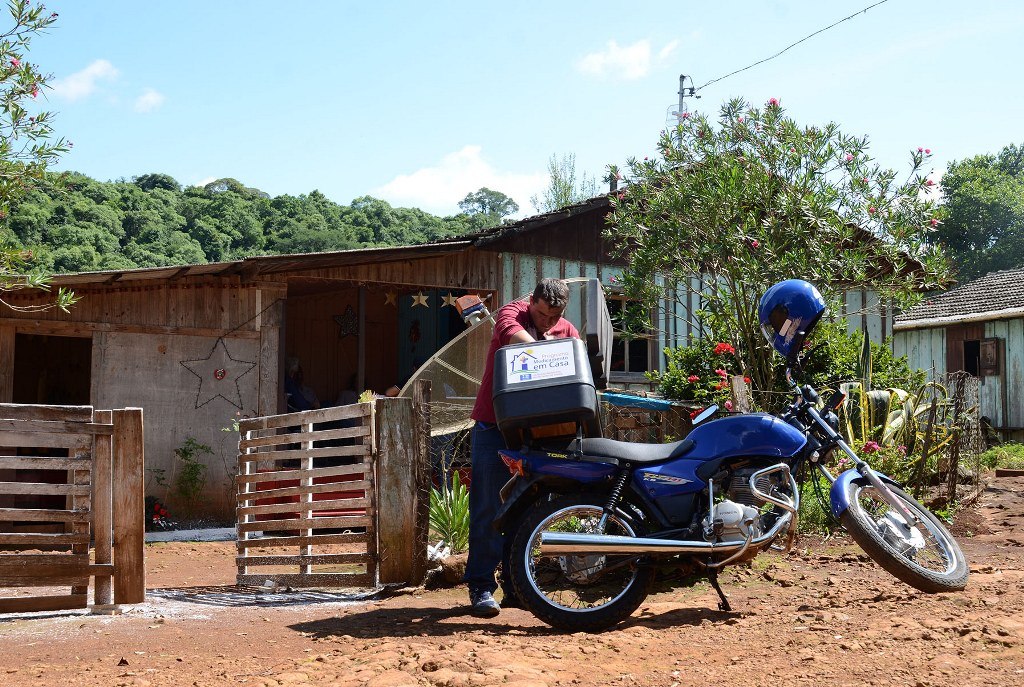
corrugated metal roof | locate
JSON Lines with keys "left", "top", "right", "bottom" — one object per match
{"left": 895, "top": 266, "right": 1024, "bottom": 326}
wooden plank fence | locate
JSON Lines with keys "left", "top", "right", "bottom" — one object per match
{"left": 0, "top": 404, "right": 145, "bottom": 614}
{"left": 236, "top": 391, "right": 429, "bottom": 589}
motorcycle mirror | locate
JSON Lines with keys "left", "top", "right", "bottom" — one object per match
{"left": 691, "top": 404, "right": 718, "bottom": 426}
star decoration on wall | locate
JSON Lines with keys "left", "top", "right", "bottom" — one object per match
{"left": 442, "top": 292, "right": 459, "bottom": 308}
{"left": 180, "top": 338, "right": 256, "bottom": 409}
{"left": 411, "top": 291, "right": 429, "bottom": 308}
{"left": 333, "top": 305, "right": 359, "bottom": 338}
{"left": 384, "top": 291, "right": 397, "bottom": 306}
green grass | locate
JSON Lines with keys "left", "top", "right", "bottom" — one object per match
{"left": 979, "top": 442, "right": 1024, "bottom": 471}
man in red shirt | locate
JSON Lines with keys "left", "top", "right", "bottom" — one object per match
{"left": 465, "top": 278, "right": 580, "bottom": 617}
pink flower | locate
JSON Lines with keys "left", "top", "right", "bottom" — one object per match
{"left": 926, "top": 179, "right": 934, "bottom": 186}
{"left": 925, "top": 148, "right": 931, "bottom": 154}
{"left": 930, "top": 218, "right": 939, "bottom": 227}
{"left": 715, "top": 368, "right": 728, "bottom": 378}
{"left": 738, "top": 116, "right": 744, "bottom": 123}
{"left": 862, "top": 441, "right": 881, "bottom": 454}
{"left": 643, "top": 156, "right": 648, "bottom": 161}
{"left": 31, "top": 87, "right": 38, "bottom": 98}
{"left": 609, "top": 276, "right": 618, "bottom": 283}
{"left": 861, "top": 177, "right": 869, "bottom": 184}
{"left": 789, "top": 147, "right": 796, "bottom": 153}
{"left": 724, "top": 400, "right": 734, "bottom": 411}
{"left": 10, "top": 59, "right": 19, "bottom": 68}
{"left": 750, "top": 239, "right": 760, "bottom": 248}
{"left": 687, "top": 375, "right": 700, "bottom": 383}
{"left": 917, "top": 147, "right": 923, "bottom": 153}
{"left": 681, "top": 111, "right": 690, "bottom": 119}
{"left": 767, "top": 97, "right": 779, "bottom": 107}
{"left": 845, "top": 154, "right": 854, "bottom": 162}
{"left": 868, "top": 206, "right": 876, "bottom": 214}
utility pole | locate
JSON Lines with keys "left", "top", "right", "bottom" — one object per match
{"left": 677, "top": 74, "right": 699, "bottom": 118}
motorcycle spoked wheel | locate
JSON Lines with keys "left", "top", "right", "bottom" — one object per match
{"left": 839, "top": 478, "right": 969, "bottom": 593}
{"left": 509, "top": 493, "right": 655, "bottom": 632}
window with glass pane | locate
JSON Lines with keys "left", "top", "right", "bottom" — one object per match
{"left": 607, "top": 295, "right": 651, "bottom": 374}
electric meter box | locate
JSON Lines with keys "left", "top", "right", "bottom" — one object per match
{"left": 492, "top": 337, "right": 602, "bottom": 447}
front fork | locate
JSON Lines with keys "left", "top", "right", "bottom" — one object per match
{"left": 805, "top": 405, "right": 921, "bottom": 526}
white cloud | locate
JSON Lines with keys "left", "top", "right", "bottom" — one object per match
{"left": 51, "top": 59, "right": 119, "bottom": 101}
{"left": 577, "top": 39, "right": 678, "bottom": 80}
{"left": 134, "top": 88, "right": 165, "bottom": 113}
{"left": 372, "top": 145, "right": 548, "bottom": 217}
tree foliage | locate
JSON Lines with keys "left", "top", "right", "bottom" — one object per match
{"left": 457, "top": 187, "right": 518, "bottom": 230}
{"left": 3, "top": 173, "right": 507, "bottom": 273}
{"left": 0, "top": 1, "right": 75, "bottom": 312}
{"left": 530, "top": 152, "right": 600, "bottom": 213}
{"left": 609, "top": 97, "right": 949, "bottom": 402}
{"left": 935, "top": 144, "right": 1024, "bottom": 280}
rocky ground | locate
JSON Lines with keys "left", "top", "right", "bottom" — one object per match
{"left": 1, "top": 475, "right": 1023, "bottom": 687}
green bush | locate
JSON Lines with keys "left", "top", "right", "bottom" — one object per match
{"left": 802, "top": 322, "right": 925, "bottom": 392}
{"left": 429, "top": 471, "right": 470, "bottom": 554}
{"left": 652, "top": 323, "right": 925, "bottom": 415}
{"left": 979, "top": 443, "right": 1024, "bottom": 470}
{"left": 648, "top": 337, "right": 742, "bottom": 408}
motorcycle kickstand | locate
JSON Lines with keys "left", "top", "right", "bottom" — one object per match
{"left": 707, "top": 570, "right": 732, "bottom": 612}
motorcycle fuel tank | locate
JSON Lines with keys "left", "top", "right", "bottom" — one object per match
{"left": 685, "top": 413, "right": 807, "bottom": 461}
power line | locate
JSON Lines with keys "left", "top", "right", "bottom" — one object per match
{"left": 696, "top": 0, "right": 890, "bottom": 92}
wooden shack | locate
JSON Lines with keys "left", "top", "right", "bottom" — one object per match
{"left": 894, "top": 266, "right": 1024, "bottom": 441}
{"left": 1, "top": 196, "right": 908, "bottom": 517}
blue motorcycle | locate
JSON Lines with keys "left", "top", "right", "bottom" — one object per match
{"left": 495, "top": 280, "right": 968, "bottom": 631}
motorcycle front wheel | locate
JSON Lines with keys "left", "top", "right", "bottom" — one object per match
{"left": 840, "top": 478, "right": 969, "bottom": 593}
{"left": 508, "top": 493, "right": 654, "bottom": 632}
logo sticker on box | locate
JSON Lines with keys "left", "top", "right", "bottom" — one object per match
{"left": 505, "top": 340, "right": 577, "bottom": 385}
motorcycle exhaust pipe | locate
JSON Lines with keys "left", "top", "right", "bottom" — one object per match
{"left": 539, "top": 511, "right": 793, "bottom": 556}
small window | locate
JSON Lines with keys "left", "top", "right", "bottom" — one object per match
{"left": 963, "top": 339, "right": 980, "bottom": 377}
{"left": 607, "top": 295, "right": 651, "bottom": 374}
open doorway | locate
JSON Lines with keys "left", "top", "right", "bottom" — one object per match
{"left": 12, "top": 333, "right": 92, "bottom": 405}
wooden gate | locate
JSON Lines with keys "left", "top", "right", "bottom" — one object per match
{"left": 236, "top": 391, "right": 429, "bottom": 589}
{"left": 0, "top": 404, "right": 145, "bottom": 614}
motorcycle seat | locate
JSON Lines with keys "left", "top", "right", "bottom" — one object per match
{"left": 577, "top": 437, "right": 695, "bottom": 464}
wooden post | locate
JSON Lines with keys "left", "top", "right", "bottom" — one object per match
{"left": 730, "top": 375, "right": 752, "bottom": 413}
{"left": 93, "top": 410, "right": 114, "bottom": 606}
{"left": 112, "top": 408, "right": 145, "bottom": 604}
{"left": 411, "top": 380, "right": 431, "bottom": 585}
{"left": 374, "top": 397, "right": 417, "bottom": 584}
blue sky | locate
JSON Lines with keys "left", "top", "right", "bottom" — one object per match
{"left": 29, "top": 0, "right": 1024, "bottom": 217}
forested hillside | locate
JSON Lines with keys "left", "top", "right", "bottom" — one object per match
{"left": 0, "top": 172, "right": 506, "bottom": 274}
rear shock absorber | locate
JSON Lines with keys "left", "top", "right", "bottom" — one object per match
{"left": 598, "top": 469, "right": 631, "bottom": 532}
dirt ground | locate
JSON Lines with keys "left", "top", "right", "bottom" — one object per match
{"left": 2, "top": 476, "right": 1023, "bottom": 687}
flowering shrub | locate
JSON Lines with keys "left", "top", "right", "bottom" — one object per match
{"left": 144, "top": 495, "right": 177, "bottom": 531}
{"left": 649, "top": 337, "right": 741, "bottom": 409}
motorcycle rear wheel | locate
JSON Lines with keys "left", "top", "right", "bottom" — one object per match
{"left": 509, "top": 493, "right": 654, "bottom": 632}
{"left": 840, "top": 478, "right": 968, "bottom": 593}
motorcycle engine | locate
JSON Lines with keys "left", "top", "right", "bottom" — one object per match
{"left": 703, "top": 500, "right": 761, "bottom": 543}
{"left": 727, "top": 468, "right": 773, "bottom": 508}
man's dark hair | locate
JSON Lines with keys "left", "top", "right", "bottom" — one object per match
{"left": 533, "top": 278, "right": 569, "bottom": 308}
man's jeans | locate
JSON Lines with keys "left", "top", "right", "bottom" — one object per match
{"left": 463, "top": 421, "right": 512, "bottom": 594}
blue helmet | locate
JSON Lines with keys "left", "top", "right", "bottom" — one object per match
{"left": 758, "top": 280, "right": 827, "bottom": 363}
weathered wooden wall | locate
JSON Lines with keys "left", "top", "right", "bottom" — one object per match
{"left": 894, "top": 317, "right": 1024, "bottom": 432}
{"left": 285, "top": 286, "right": 399, "bottom": 406}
